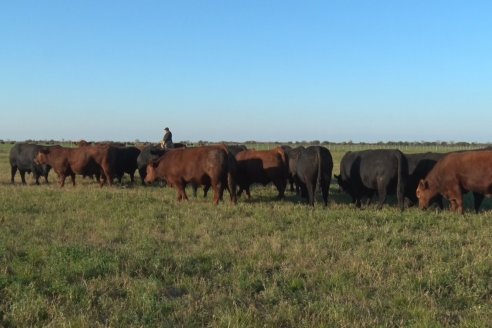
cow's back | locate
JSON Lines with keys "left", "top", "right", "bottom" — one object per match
{"left": 236, "top": 149, "right": 285, "bottom": 183}
{"left": 358, "top": 150, "right": 406, "bottom": 188}
{"left": 160, "top": 146, "right": 228, "bottom": 180}
{"left": 431, "top": 150, "right": 492, "bottom": 194}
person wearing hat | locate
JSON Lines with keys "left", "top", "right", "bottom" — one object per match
{"left": 161, "top": 127, "right": 174, "bottom": 149}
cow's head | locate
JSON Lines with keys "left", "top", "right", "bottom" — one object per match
{"left": 34, "top": 148, "right": 50, "bottom": 165}
{"left": 416, "top": 179, "right": 433, "bottom": 210}
{"left": 144, "top": 160, "right": 160, "bottom": 184}
{"left": 334, "top": 174, "right": 348, "bottom": 191}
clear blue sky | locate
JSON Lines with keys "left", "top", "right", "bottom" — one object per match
{"left": 1, "top": 1, "right": 491, "bottom": 143}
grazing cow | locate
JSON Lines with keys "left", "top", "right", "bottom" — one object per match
{"left": 145, "top": 145, "right": 237, "bottom": 205}
{"left": 34, "top": 145, "right": 113, "bottom": 187}
{"left": 407, "top": 151, "right": 485, "bottom": 212}
{"left": 137, "top": 145, "right": 167, "bottom": 185}
{"left": 106, "top": 146, "right": 140, "bottom": 184}
{"left": 235, "top": 147, "right": 288, "bottom": 199}
{"left": 335, "top": 149, "right": 408, "bottom": 210}
{"left": 416, "top": 150, "right": 492, "bottom": 214}
{"left": 9, "top": 143, "right": 52, "bottom": 185}
{"left": 292, "top": 146, "right": 333, "bottom": 206}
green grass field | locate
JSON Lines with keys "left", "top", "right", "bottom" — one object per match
{"left": 1, "top": 143, "right": 491, "bottom": 327}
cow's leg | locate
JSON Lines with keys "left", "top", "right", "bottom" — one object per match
{"left": 275, "top": 179, "right": 286, "bottom": 199}
{"left": 448, "top": 186, "right": 464, "bottom": 214}
{"left": 216, "top": 182, "right": 225, "bottom": 204}
{"left": 456, "top": 195, "right": 464, "bottom": 214}
{"left": 181, "top": 187, "right": 189, "bottom": 201}
{"left": 101, "top": 166, "right": 112, "bottom": 187}
{"left": 70, "top": 173, "right": 76, "bottom": 186}
{"left": 192, "top": 184, "right": 198, "bottom": 197}
{"left": 376, "top": 179, "right": 388, "bottom": 210}
{"left": 11, "top": 166, "right": 17, "bottom": 184}
{"left": 204, "top": 184, "right": 210, "bottom": 198}
{"left": 212, "top": 183, "right": 221, "bottom": 205}
{"left": 355, "top": 197, "right": 362, "bottom": 208}
{"left": 299, "top": 183, "right": 307, "bottom": 198}
{"left": 450, "top": 197, "right": 464, "bottom": 214}
{"left": 177, "top": 181, "right": 188, "bottom": 201}
{"left": 306, "top": 181, "right": 315, "bottom": 206}
{"left": 321, "top": 176, "right": 330, "bottom": 207}
{"left": 473, "top": 192, "right": 484, "bottom": 213}
{"left": 129, "top": 172, "right": 135, "bottom": 184}
{"left": 20, "top": 171, "right": 27, "bottom": 184}
{"left": 59, "top": 174, "right": 66, "bottom": 187}
{"left": 289, "top": 177, "right": 295, "bottom": 192}
{"left": 33, "top": 171, "right": 41, "bottom": 185}
{"left": 245, "top": 186, "right": 251, "bottom": 199}
{"left": 139, "top": 168, "right": 146, "bottom": 186}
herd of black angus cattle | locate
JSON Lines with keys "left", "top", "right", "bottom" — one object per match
{"left": 8, "top": 142, "right": 492, "bottom": 214}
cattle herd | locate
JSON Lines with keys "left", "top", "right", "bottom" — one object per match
{"left": 8, "top": 142, "right": 492, "bottom": 213}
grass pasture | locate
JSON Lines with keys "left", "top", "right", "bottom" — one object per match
{"left": 1, "top": 143, "right": 491, "bottom": 327}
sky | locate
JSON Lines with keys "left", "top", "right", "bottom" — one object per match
{"left": 1, "top": 1, "right": 491, "bottom": 143}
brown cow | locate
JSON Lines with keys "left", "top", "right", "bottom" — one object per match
{"left": 145, "top": 145, "right": 236, "bottom": 205}
{"left": 235, "top": 147, "right": 288, "bottom": 199}
{"left": 35, "top": 145, "right": 113, "bottom": 187}
{"left": 416, "top": 150, "right": 492, "bottom": 214}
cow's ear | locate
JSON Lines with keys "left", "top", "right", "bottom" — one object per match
{"left": 418, "top": 179, "right": 428, "bottom": 190}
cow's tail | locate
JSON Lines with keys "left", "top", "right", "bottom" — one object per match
{"left": 220, "top": 144, "right": 237, "bottom": 204}
{"left": 396, "top": 150, "right": 407, "bottom": 211}
{"left": 316, "top": 147, "right": 322, "bottom": 192}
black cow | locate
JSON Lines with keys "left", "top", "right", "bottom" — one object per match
{"left": 292, "top": 146, "right": 333, "bottom": 206}
{"left": 137, "top": 146, "right": 167, "bottom": 185}
{"left": 107, "top": 146, "right": 141, "bottom": 184}
{"left": 335, "top": 149, "right": 408, "bottom": 210}
{"left": 10, "top": 143, "right": 52, "bottom": 185}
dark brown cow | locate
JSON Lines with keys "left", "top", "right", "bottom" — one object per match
{"left": 416, "top": 150, "right": 492, "bottom": 214}
{"left": 145, "top": 145, "right": 236, "bottom": 205}
{"left": 106, "top": 146, "right": 140, "bottom": 184}
{"left": 35, "top": 145, "right": 113, "bottom": 187}
{"left": 235, "top": 147, "right": 288, "bottom": 199}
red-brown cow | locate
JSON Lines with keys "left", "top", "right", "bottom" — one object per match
{"left": 416, "top": 150, "right": 492, "bottom": 214}
{"left": 145, "top": 146, "right": 236, "bottom": 205}
{"left": 235, "top": 147, "right": 288, "bottom": 199}
{"left": 35, "top": 145, "right": 113, "bottom": 187}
